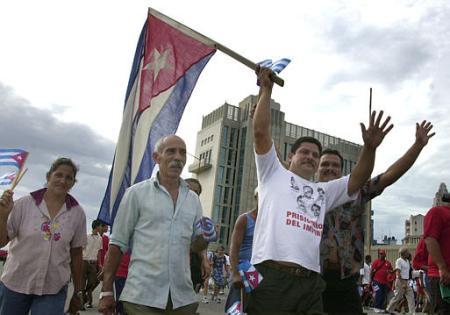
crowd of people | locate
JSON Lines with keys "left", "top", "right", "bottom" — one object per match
{"left": 0, "top": 66, "right": 448, "bottom": 315}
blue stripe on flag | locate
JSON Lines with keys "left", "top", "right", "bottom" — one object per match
{"left": 0, "top": 162, "right": 21, "bottom": 167}
{"left": 124, "top": 22, "right": 147, "bottom": 105}
{"left": 257, "top": 58, "right": 291, "bottom": 74}
{"left": 97, "top": 24, "right": 146, "bottom": 226}
{"left": 0, "top": 149, "right": 26, "bottom": 154}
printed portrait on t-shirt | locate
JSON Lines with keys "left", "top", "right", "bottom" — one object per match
{"left": 317, "top": 188, "right": 325, "bottom": 203}
{"left": 311, "top": 204, "right": 321, "bottom": 217}
{"left": 290, "top": 176, "right": 300, "bottom": 192}
{"left": 296, "top": 185, "right": 313, "bottom": 213}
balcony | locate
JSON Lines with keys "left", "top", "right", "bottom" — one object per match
{"left": 188, "top": 159, "right": 212, "bottom": 174}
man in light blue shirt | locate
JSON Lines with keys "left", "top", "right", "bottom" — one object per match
{"left": 99, "top": 135, "right": 209, "bottom": 315}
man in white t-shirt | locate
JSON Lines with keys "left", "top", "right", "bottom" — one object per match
{"left": 82, "top": 219, "right": 103, "bottom": 308}
{"left": 386, "top": 248, "right": 415, "bottom": 314}
{"left": 361, "top": 255, "right": 372, "bottom": 286}
{"left": 248, "top": 67, "right": 393, "bottom": 315}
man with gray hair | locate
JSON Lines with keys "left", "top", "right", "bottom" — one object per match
{"left": 386, "top": 247, "right": 415, "bottom": 314}
{"left": 99, "top": 135, "right": 210, "bottom": 315}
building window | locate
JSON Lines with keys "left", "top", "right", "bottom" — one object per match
{"left": 230, "top": 128, "right": 237, "bottom": 147}
{"left": 227, "top": 149, "right": 233, "bottom": 166}
{"left": 217, "top": 166, "right": 224, "bottom": 183}
{"left": 213, "top": 205, "right": 220, "bottom": 222}
{"left": 222, "top": 126, "right": 229, "bottom": 146}
{"left": 225, "top": 167, "right": 232, "bottom": 184}
{"left": 223, "top": 187, "right": 230, "bottom": 204}
{"left": 220, "top": 147, "right": 226, "bottom": 164}
{"left": 221, "top": 206, "right": 229, "bottom": 224}
{"left": 215, "top": 186, "right": 222, "bottom": 204}
{"left": 219, "top": 226, "right": 228, "bottom": 244}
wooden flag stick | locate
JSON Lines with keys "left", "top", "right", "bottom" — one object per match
{"left": 11, "top": 168, "right": 27, "bottom": 191}
{"left": 149, "top": 7, "right": 285, "bottom": 87}
{"left": 10, "top": 152, "right": 29, "bottom": 191}
{"left": 369, "top": 87, "right": 372, "bottom": 118}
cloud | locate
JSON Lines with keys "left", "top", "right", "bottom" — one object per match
{"left": 321, "top": 15, "right": 433, "bottom": 89}
{"left": 0, "top": 82, "right": 115, "bottom": 222}
{"left": 308, "top": 2, "right": 450, "bottom": 242}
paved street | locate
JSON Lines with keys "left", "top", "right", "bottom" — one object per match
{"left": 70, "top": 284, "right": 427, "bottom": 315}
{"left": 0, "top": 264, "right": 426, "bottom": 315}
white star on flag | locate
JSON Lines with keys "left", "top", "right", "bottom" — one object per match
{"left": 249, "top": 274, "right": 255, "bottom": 281}
{"left": 144, "top": 47, "right": 174, "bottom": 81}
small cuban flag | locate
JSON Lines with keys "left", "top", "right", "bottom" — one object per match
{"left": 0, "top": 171, "right": 16, "bottom": 186}
{"left": 225, "top": 280, "right": 245, "bottom": 315}
{"left": 257, "top": 58, "right": 291, "bottom": 74}
{"left": 238, "top": 260, "right": 264, "bottom": 293}
{"left": 226, "top": 300, "right": 244, "bottom": 315}
{"left": 193, "top": 216, "right": 217, "bottom": 242}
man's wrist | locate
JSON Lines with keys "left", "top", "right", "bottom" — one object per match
{"left": 413, "top": 139, "right": 426, "bottom": 148}
{"left": 101, "top": 281, "right": 114, "bottom": 292}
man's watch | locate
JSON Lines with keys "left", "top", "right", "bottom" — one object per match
{"left": 99, "top": 291, "right": 114, "bottom": 299}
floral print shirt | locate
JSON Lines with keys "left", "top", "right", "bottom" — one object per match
{"left": 320, "top": 174, "right": 384, "bottom": 279}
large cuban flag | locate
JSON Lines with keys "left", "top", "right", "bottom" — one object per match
{"left": 98, "top": 8, "right": 216, "bottom": 225}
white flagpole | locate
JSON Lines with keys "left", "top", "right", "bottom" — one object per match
{"left": 10, "top": 168, "right": 27, "bottom": 191}
{"left": 149, "top": 7, "right": 285, "bottom": 87}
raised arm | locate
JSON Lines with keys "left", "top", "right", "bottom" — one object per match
{"left": 376, "top": 120, "right": 434, "bottom": 189}
{"left": 229, "top": 214, "right": 247, "bottom": 287}
{"left": 253, "top": 67, "right": 275, "bottom": 155}
{"left": 348, "top": 111, "right": 393, "bottom": 195}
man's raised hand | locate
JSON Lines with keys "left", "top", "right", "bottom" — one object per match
{"left": 360, "top": 110, "right": 394, "bottom": 150}
{"left": 415, "top": 120, "right": 435, "bottom": 147}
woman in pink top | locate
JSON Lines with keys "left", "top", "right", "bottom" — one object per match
{"left": 0, "top": 157, "right": 87, "bottom": 315}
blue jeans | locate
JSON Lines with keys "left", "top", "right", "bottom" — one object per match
{"left": 372, "top": 280, "right": 389, "bottom": 310}
{"left": 0, "top": 282, "right": 67, "bottom": 315}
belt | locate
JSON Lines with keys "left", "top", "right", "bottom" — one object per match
{"left": 261, "top": 260, "right": 313, "bottom": 278}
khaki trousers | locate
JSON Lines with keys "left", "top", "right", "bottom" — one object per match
{"left": 386, "top": 279, "right": 415, "bottom": 313}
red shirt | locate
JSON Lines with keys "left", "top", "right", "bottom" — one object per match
{"left": 116, "top": 251, "right": 130, "bottom": 278}
{"left": 413, "top": 236, "right": 429, "bottom": 270}
{"left": 424, "top": 205, "right": 450, "bottom": 278}
{"left": 371, "top": 258, "right": 393, "bottom": 285}
{"left": 98, "top": 234, "right": 109, "bottom": 267}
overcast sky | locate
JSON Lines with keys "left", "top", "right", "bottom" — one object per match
{"left": 1, "top": 0, "right": 449, "bottom": 241}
